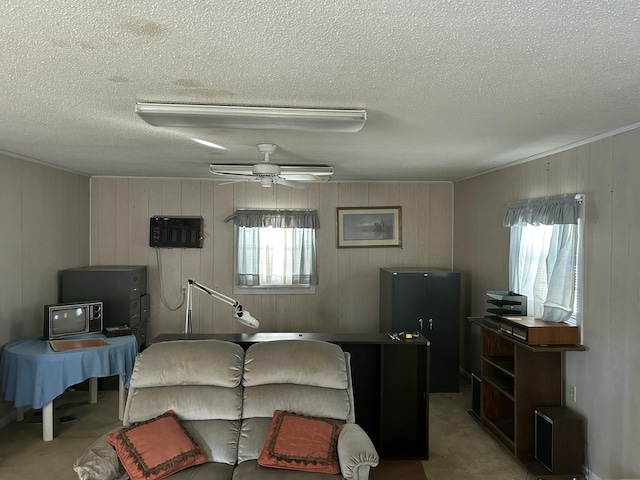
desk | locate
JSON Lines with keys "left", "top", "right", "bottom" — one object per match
{"left": 0, "top": 334, "right": 137, "bottom": 441}
{"left": 152, "top": 332, "right": 430, "bottom": 459}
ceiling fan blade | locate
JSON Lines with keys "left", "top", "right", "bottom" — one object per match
{"left": 209, "top": 165, "right": 252, "bottom": 176}
{"left": 278, "top": 165, "right": 333, "bottom": 179}
{"left": 217, "top": 180, "right": 244, "bottom": 186}
{"left": 279, "top": 173, "right": 324, "bottom": 182}
{"left": 275, "top": 177, "right": 308, "bottom": 189}
{"left": 209, "top": 170, "right": 258, "bottom": 181}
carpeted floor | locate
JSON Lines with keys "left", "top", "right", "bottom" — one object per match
{"left": 371, "top": 460, "right": 427, "bottom": 480}
{"left": 0, "top": 380, "right": 528, "bottom": 479}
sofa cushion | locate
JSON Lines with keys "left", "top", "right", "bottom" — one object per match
{"left": 106, "top": 410, "right": 207, "bottom": 480}
{"left": 237, "top": 417, "right": 272, "bottom": 463}
{"left": 243, "top": 384, "right": 351, "bottom": 421}
{"left": 131, "top": 340, "right": 244, "bottom": 388}
{"left": 233, "top": 460, "right": 343, "bottom": 479}
{"left": 124, "top": 385, "right": 243, "bottom": 425}
{"left": 243, "top": 340, "right": 347, "bottom": 389}
{"left": 168, "top": 462, "right": 234, "bottom": 480}
{"left": 257, "top": 410, "right": 343, "bottom": 474}
{"left": 183, "top": 419, "right": 240, "bottom": 466}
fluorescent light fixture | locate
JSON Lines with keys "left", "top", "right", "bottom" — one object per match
{"left": 191, "top": 138, "right": 226, "bottom": 150}
{"left": 135, "top": 103, "right": 366, "bottom": 132}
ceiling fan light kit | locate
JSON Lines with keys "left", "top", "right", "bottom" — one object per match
{"left": 135, "top": 103, "right": 367, "bottom": 132}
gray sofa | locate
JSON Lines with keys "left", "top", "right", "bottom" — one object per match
{"left": 74, "top": 339, "right": 379, "bottom": 480}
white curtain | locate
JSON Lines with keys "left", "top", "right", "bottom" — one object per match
{"left": 543, "top": 224, "right": 578, "bottom": 321}
{"left": 505, "top": 195, "right": 581, "bottom": 323}
{"left": 226, "top": 210, "right": 319, "bottom": 287}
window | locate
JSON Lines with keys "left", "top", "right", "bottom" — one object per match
{"left": 225, "top": 209, "right": 319, "bottom": 294}
{"left": 504, "top": 194, "right": 583, "bottom": 324}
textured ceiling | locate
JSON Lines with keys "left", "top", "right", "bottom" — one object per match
{"left": 2, "top": 1, "right": 640, "bottom": 182}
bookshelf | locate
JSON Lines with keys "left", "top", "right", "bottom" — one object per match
{"left": 470, "top": 317, "right": 585, "bottom": 476}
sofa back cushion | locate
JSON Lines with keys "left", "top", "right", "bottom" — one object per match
{"left": 243, "top": 340, "right": 348, "bottom": 389}
{"left": 130, "top": 340, "right": 244, "bottom": 388}
{"left": 242, "top": 384, "right": 350, "bottom": 420}
{"left": 125, "top": 385, "right": 243, "bottom": 423}
{"left": 238, "top": 340, "right": 354, "bottom": 463}
{"left": 122, "top": 340, "right": 245, "bottom": 466}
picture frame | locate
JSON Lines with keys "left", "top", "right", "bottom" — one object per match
{"left": 336, "top": 206, "right": 402, "bottom": 248}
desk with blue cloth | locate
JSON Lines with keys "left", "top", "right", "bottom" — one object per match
{"left": 0, "top": 333, "right": 138, "bottom": 441}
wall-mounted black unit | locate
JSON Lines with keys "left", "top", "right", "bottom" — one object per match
{"left": 149, "top": 216, "right": 203, "bottom": 248}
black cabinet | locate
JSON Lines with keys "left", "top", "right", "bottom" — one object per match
{"left": 379, "top": 341, "right": 428, "bottom": 458}
{"left": 380, "top": 267, "right": 460, "bottom": 392}
{"left": 152, "top": 332, "right": 429, "bottom": 460}
{"left": 61, "top": 265, "right": 149, "bottom": 350}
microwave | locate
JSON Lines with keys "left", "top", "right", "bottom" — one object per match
{"left": 43, "top": 301, "right": 103, "bottom": 340}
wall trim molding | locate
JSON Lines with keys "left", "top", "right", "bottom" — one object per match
{"left": 455, "top": 120, "right": 640, "bottom": 183}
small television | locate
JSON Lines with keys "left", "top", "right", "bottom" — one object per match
{"left": 44, "top": 301, "right": 103, "bottom": 340}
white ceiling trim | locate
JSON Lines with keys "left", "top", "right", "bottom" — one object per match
{"left": 455, "top": 120, "right": 640, "bottom": 183}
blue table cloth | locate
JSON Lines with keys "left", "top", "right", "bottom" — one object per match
{"left": 0, "top": 334, "right": 138, "bottom": 409}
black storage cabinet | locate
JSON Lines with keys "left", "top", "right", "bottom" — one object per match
{"left": 380, "top": 267, "right": 460, "bottom": 392}
{"left": 61, "top": 265, "right": 149, "bottom": 350}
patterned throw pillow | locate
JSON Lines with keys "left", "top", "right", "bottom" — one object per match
{"left": 106, "top": 410, "right": 207, "bottom": 480}
{"left": 258, "top": 410, "right": 343, "bottom": 474}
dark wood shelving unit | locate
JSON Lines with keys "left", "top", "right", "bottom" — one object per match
{"left": 470, "top": 317, "right": 586, "bottom": 479}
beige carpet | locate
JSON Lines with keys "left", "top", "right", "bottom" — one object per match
{"left": 0, "top": 381, "right": 530, "bottom": 480}
{"left": 371, "top": 460, "right": 427, "bottom": 480}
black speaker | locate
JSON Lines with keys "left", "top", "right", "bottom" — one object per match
{"left": 471, "top": 373, "right": 481, "bottom": 419}
{"left": 535, "top": 406, "right": 584, "bottom": 474}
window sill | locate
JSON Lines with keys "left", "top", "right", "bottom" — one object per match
{"left": 233, "top": 285, "right": 316, "bottom": 295}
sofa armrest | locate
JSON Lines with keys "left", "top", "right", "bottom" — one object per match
{"left": 73, "top": 428, "right": 128, "bottom": 480}
{"left": 337, "top": 424, "right": 379, "bottom": 480}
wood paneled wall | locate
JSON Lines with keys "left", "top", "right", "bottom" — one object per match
{"left": 454, "top": 128, "right": 640, "bottom": 480}
{"left": 90, "top": 180, "right": 453, "bottom": 338}
{"left": 0, "top": 156, "right": 90, "bottom": 342}
{"left": 0, "top": 154, "right": 89, "bottom": 420}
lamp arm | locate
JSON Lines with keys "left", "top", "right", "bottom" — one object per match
{"left": 184, "top": 278, "right": 258, "bottom": 333}
{"left": 188, "top": 279, "right": 237, "bottom": 307}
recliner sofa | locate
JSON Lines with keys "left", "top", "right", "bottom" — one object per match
{"left": 74, "top": 338, "right": 379, "bottom": 480}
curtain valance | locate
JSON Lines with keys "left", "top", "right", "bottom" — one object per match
{"left": 224, "top": 209, "right": 320, "bottom": 229}
{"left": 503, "top": 194, "right": 581, "bottom": 227}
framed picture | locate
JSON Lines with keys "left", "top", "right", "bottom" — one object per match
{"left": 337, "top": 206, "right": 402, "bottom": 248}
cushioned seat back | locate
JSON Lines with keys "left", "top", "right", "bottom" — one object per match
{"left": 238, "top": 340, "right": 355, "bottom": 463}
{"left": 123, "top": 340, "right": 245, "bottom": 465}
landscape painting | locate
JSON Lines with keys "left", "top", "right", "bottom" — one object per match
{"left": 337, "top": 207, "right": 402, "bottom": 248}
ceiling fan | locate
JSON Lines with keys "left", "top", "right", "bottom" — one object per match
{"left": 209, "top": 143, "right": 333, "bottom": 189}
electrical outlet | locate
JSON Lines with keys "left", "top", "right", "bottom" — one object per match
{"left": 214, "top": 284, "right": 220, "bottom": 291}
{"left": 569, "top": 385, "right": 577, "bottom": 403}
{"left": 181, "top": 285, "right": 187, "bottom": 294}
